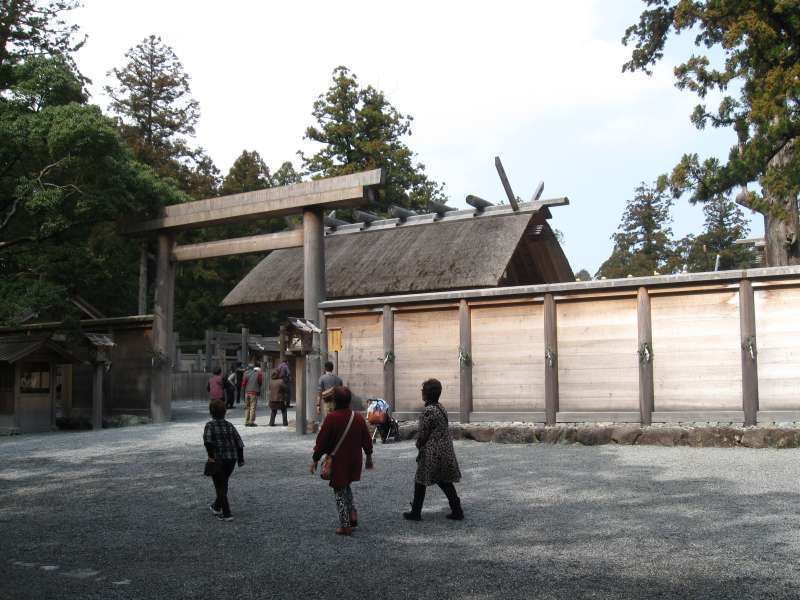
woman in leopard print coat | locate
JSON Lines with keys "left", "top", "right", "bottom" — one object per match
{"left": 403, "top": 378, "right": 464, "bottom": 521}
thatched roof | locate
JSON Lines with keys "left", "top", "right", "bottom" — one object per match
{"left": 223, "top": 211, "right": 573, "bottom": 310}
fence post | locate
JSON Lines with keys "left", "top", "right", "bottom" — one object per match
{"left": 459, "top": 299, "right": 473, "bottom": 424}
{"left": 544, "top": 293, "right": 559, "bottom": 426}
{"left": 382, "top": 305, "right": 395, "bottom": 409}
{"left": 739, "top": 279, "right": 759, "bottom": 426}
{"left": 637, "top": 287, "right": 654, "bottom": 425}
{"left": 241, "top": 327, "right": 249, "bottom": 366}
{"left": 319, "top": 312, "right": 328, "bottom": 367}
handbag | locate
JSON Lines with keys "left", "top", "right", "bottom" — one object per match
{"left": 321, "top": 412, "right": 355, "bottom": 480}
{"left": 204, "top": 458, "right": 222, "bottom": 477}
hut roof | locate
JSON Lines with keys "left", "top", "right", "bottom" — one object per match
{"left": 0, "top": 336, "right": 80, "bottom": 364}
{"left": 223, "top": 211, "right": 573, "bottom": 310}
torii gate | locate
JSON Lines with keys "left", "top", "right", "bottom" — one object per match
{"left": 126, "top": 168, "right": 385, "bottom": 435}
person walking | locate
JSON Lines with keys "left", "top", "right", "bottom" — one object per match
{"left": 242, "top": 364, "right": 264, "bottom": 427}
{"left": 203, "top": 399, "right": 244, "bottom": 522}
{"left": 225, "top": 365, "right": 237, "bottom": 409}
{"left": 268, "top": 368, "right": 289, "bottom": 426}
{"left": 310, "top": 386, "right": 374, "bottom": 535}
{"left": 234, "top": 362, "right": 245, "bottom": 405}
{"left": 277, "top": 358, "right": 292, "bottom": 407}
{"left": 206, "top": 366, "right": 225, "bottom": 404}
{"left": 316, "top": 361, "right": 343, "bottom": 420}
{"left": 403, "top": 378, "right": 464, "bottom": 521}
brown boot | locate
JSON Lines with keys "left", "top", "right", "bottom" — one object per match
{"left": 335, "top": 527, "right": 353, "bottom": 536}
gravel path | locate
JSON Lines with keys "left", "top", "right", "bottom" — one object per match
{"left": 1, "top": 401, "right": 799, "bottom": 600}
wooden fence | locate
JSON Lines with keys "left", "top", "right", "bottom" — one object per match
{"left": 320, "top": 266, "right": 800, "bottom": 425}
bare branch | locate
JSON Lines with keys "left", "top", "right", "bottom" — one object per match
{"left": 0, "top": 195, "right": 22, "bottom": 232}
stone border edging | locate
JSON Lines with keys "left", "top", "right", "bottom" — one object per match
{"left": 396, "top": 422, "right": 800, "bottom": 449}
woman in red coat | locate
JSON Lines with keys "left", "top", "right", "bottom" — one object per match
{"left": 310, "top": 386, "right": 373, "bottom": 535}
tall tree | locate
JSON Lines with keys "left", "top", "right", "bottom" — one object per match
{"left": 623, "top": 1, "right": 800, "bottom": 265}
{"left": 105, "top": 35, "right": 200, "bottom": 173}
{"left": 0, "top": 4, "right": 180, "bottom": 325}
{"left": 0, "top": 0, "right": 85, "bottom": 90}
{"left": 597, "top": 182, "right": 676, "bottom": 278}
{"left": 272, "top": 160, "right": 301, "bottom": 187}
{"left": 219, "top": 150, "right": 272, "bottom": 196}
{"left": 676, "top": 195, "right": 753, "bottom": 272}
{"left": 300, "top": 66, "right": 446, "bottom": 212}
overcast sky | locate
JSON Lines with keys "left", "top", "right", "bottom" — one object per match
{"left": 70, "top": 0, "right": 762, "bottom": 274}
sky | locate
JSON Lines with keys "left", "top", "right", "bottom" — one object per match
{"left": 70, "top": 0, "right": 763, "bottom": 274}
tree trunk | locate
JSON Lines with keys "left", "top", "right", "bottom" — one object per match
{"left": 763, "top": 142, "right": 800, "bottom": 266}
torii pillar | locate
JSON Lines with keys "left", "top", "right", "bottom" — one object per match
{"left": 151, "top": 233, "right": 175, "bottom": 422}
{"left": 300, "top": 208, "right": 325, "bottom": 436}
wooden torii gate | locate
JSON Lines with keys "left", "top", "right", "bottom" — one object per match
{"left": 126, "top": 168, "right": 385, "bottom": 435}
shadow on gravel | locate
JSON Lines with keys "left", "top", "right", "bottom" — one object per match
{"left": 1, "top": 421, "right": 799, "bottom": 599}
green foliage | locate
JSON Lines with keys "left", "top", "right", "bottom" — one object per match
{"left": 597, "top": 182, "right": 676, "bottom": 278}
{"left": 623, "top": 1, "right": 800, "bottom": 263}
{"left": 220, "top": 150, "right": 271, "bottom": 196}
{"left": 574, "top": 268, "right": 592, "bottom": 281}
{"left": 0, "top": 0, "right": 85, "bottom": 90}
{"left": 675, "top": 194, "right": 754, "bottom": 272}
{"left": 272, "top": 161, "right": 301, "bottom": 187}
{"left": 105, "top": 35, "right": 199, "bottom": 168}
{"left": 0, "top": 13, "right": 181, "bottom": 325}
{"left": 300, "top": 66, "right": 446, "bottom": 212}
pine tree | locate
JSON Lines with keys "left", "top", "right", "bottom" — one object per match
{"left": 105, "top": 35, "right": 199, "bottom": 172}
{"left": 300, "top": 66, "right": 446, "bottom": 212}
{"left": 0, "top": 0, "right": 85, "bottom": 90}
{"left": 624, "top": 1, "right": 800, "bottom": 265}
{"left": 272, "top": 161, "right": 301, "bottom": 187}
{"left": 676, "top": 195, "right": 753, "bottom": 272}
{"left": 220, "top": 150, "right": 272, "bottom": 196}
{"left": 597, "top": 183, "right": 676, "bottom": 278}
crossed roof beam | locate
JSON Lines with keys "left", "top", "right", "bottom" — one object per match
{"left": 126, "top": 159, "right": 566, "bottom": 263}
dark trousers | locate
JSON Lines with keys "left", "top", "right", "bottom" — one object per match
{"left": 225, "top": 388, "right": 235, "bottom": 409}
{"left": 411, "top": 481, "right": 460, "bottom": 513}
{"left": 211, "top": 459, "right": 237, "bottom": 517}
{"left": 270, "top": 406, "right": 288, "bottom": 426}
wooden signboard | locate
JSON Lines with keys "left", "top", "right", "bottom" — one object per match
{"left": 328, "top": 328, "right": 342, "bottom": 353}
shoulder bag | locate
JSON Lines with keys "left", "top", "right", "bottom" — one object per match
{"left": 320, "top": 412, "right": 355, "bottom": 480}
{"left": 204, "top": 458, "right": 222, "bottom": 477}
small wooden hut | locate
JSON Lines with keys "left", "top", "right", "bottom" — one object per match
{"left": 0, "top": 336, "right": 80, "bottom": 433}
{"left": 0, "top": 316, "right": 154, "bottom": 434}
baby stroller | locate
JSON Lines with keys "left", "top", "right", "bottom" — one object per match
{"left": 367, "top": 398, "right": 400, "bottom": 444}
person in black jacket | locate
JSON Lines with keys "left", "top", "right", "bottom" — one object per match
{"left": 203, "top": 400, "right": 244, "bottom": 521}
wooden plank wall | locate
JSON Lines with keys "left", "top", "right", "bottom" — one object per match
{"left": 754, "top": 287, "right": 800, "bottom": 411}
{"left": 108, "top": 329, "right": 152, "bottom": 413}
{"left": 557, "top": 298, "right": 639, "bottom": 412}
{"left": 325, "top": 274, "right": 800, "bottom": 423}
{"left": 471, "top": 304, "right": 544, "bottom": 412}
{"left": 651, "top": 291, "right": 742, "bottom": 411}
{"left": 394, "top": 309, "right": 459, "bottom": 412}
{"left": 326, "top": 313, "right": 383, "bottom": 402}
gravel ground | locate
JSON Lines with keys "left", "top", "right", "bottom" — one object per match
{"left": 2, "top": 401, "right": 800, "bottom": 600}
